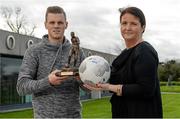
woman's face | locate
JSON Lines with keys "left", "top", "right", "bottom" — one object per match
{"left": 120, "top": 13, "right": 144, "bottom": 42}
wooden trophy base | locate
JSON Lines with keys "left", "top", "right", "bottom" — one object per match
{"left": 55, "top": 67, "right": 79, "bottom": 77}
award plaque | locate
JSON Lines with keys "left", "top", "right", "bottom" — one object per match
{"left": 55, "top": 31, "right": 80, "bottom": 77}
{"left": 55, "top": 67, "right": 79, "bottom": 76}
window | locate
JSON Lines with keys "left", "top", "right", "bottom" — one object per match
{"left": 0, "top": 55, "right": 26, "bottom": 106}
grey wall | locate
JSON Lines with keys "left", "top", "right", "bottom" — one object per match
{"left": 0, "top": 29, "right": 40, "bottom": 56}
{"left": 0, "top": 29, "right": 117, "bottom": 63}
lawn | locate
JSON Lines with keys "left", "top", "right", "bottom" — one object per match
{"left": 162, "top": 93, "right": 180, "bottom": 118}
{"left": 0, "top": 94, "right": 180, "bottom": 118}
{"left": 161, "top": 86, "right": 180, "bottom": 92}
{"left": 82, "top": 97, "right": 111, "bottom": 118}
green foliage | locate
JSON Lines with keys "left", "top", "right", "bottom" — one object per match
{"left": 160, "top": 81, "right": 167, "bottom": 86}
{"left": 160, "top": 81, "right": 180, "bottom": 86}
{"left": 158, "top": 60, "right": 180, "bottom": 81}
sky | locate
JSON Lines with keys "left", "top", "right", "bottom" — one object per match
{"left": 0, "top": 0, "right": 180, "bottom": 62}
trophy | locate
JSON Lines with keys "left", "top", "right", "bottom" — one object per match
{"left": 55, "top": 32, "right": 80, "bottom": 77}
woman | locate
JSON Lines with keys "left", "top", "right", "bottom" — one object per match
{"left": 84, "top": 7, "right": 163, "bottom": 118}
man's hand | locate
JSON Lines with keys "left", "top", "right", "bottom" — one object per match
{"left": 48, "top": 70, "right": 69, "bottom": 86}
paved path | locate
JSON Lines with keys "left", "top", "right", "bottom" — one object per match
{"left": 161, "top": 92, "right": 180, "bottom": 94}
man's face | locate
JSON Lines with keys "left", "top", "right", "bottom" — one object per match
{"left": 45, "top": 13, "right": 68, "bottom": 42}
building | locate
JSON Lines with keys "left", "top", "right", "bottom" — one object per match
{"left": 0, "top": 29, "right": 117, "bottom": 112}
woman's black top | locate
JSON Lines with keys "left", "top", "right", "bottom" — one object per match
{"left": 109, "top": 41, "right": 163, "bottom": 118}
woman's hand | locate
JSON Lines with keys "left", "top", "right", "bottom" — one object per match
{"left": 83, "top": 83, "right": 102, "bottom": 91}
{"left": 83, "top": 83, "right": 110, "bottom": 91}
{"left": 86, "top": 83, "right": 123, "bottom": 96}
{"left": 96, "top": 83, "right": 110, "bottom": 90}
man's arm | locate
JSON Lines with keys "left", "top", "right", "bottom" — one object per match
{"left": 16, "top": 48, "right": 52, "bottom": 96}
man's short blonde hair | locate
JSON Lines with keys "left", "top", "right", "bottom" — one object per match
{"left": 45, "top": 6, "right": 66, "bottom": 21}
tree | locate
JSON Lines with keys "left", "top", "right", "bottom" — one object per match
{"left": 0, "top": 6, "right": 36, "bottom": 36}
{"left": 158, "top": 60, "right": 180, "bottom": 82}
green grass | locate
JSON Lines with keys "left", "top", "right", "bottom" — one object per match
{"left": 162, "top": 93, "right": 180, "bottom": 118}
{"left": 82, "top": 97, "right": 111, "bottom": 118}
{"left": 161, "top": 86, "right": 180, "bottom": 92}
{"left": 0, "top": 109, "right": 33, "bottom": 118}
{"left": 0, "top": 94, "right": 180, "bottom": 118}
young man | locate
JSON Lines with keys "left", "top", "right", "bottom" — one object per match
{"left": 17, "top": 6, "right": 85, "bottom": 118}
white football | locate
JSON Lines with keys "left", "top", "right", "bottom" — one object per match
{"left": 79, "top": 55, "right": 111, "bottom": 85}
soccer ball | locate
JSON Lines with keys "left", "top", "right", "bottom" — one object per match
{"left": 79, "top": 55, "right": 111, "bottom": 85}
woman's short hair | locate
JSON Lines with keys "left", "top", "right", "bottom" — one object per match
{"left": 120, "top": 7, "right": 146, "bottom": 31}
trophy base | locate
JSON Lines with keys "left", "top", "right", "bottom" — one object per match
{"left": 55, "top": 68, "right": 79, "bottom": 77}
